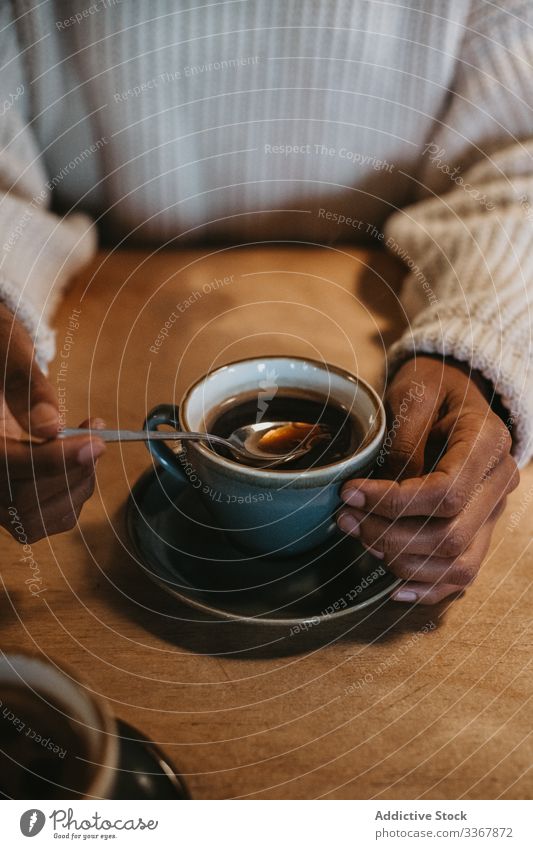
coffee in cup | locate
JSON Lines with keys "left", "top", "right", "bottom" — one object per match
{"left": 205, "top": 388, "right": 367, "bottom": 470}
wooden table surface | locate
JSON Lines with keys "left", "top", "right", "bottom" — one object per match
{"left": 1, "top": 247, "right": 531, "bottom": 800}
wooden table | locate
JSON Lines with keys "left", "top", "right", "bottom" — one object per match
{"left": 1, "top": 247, "right": 531, "bottom": 800}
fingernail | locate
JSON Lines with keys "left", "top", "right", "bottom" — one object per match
{"left": 337, "top": 512, "right": 360, "bottom": 536}
{"left": 77, "top": 440, "right": 105, "bottom": 466}
{"left": 393, "top": 589, "right": 418, "bottom": 603}
{"left": 30, "top": 402, "right": 59, "bottom": 434}
{"left": 341, "top": 488, "right": 366, "bottom": 508}
{"left": 92, "top": 418, "right": 106, "bottom": 430}
{"left": 362, "top": 545, "right": 384, "bottom": 559}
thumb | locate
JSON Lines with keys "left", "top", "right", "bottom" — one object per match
{"left": 383, "top": 371, "right": 440, "bottom": 480}
{"left": 0, "top": 304, "right": 59, "bottom": 438}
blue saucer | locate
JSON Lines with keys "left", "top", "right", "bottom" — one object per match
{"left": 126, "top": 467, "right": 401, "bottom": 626}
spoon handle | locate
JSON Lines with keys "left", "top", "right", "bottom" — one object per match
{"left": 57, "top": 427, "right": 226, "bottom": 446}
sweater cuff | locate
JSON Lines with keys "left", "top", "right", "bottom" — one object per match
{"left": 0, "top": 274, "right": 55, "bottom": 373}
{"left": 387, "top": 311, "right": 533, "bottom": 467}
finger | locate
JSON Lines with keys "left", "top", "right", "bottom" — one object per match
{"left": 382, "top": 370, "right": 441, "bottom": 478}
{"left": 1, "top": 434, "right": 105, "bottom": 479}
{"left": 391, "top": 581, "right": 464, "bottom": 605}
{"left": 0, "top": 304, "right": 60, "bottom": 438}
{"left": 386, "top": 519, "right": 495, "bottom": 587}
{"left": 342, "top": 416, "right": 516, "bottom": 519}
{"left": 338, "top": 507, "right": 464, "bottom": 557}
{"left": 338, "top": 467, "right": 508, "bottom": 557}
{"left": 337, "top": 508, "right": 475, "bottom": 559}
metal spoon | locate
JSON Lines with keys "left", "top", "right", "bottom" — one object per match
{"left": 59, "top": 421, "right": 332, "bottom": 468}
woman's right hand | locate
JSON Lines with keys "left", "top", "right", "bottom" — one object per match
{"left": 0, "top": 303, "right": 106, "bottom": 543}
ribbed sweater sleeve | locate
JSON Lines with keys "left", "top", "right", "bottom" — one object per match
{"left": 0, "top": 5, "right": 96, "bottom": 372}
{"left": 385, "top": 1, "right": 533, "bottom": 467}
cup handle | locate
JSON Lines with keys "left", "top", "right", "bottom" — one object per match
{"left": 143, "top": 404, "right": 187, "bottom": 480}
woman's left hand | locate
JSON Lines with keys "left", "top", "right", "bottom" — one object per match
{"left": 337, "top": 355, "right": 520, "bottom": 604}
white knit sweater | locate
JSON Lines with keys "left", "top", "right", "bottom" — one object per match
{"left": 1, "top": 1, "right": 532, "bottom": 464}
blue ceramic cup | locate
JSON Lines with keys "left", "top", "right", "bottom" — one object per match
{"left": 144, "top": 356, "right": 385, "bottom": 557}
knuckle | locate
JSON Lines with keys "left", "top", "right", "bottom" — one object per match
{"left": 440, "top": 485, "right": 469, "bottom": 517}
{"left": 380, "top": 528, "right": 403, "bottom": 555}
{"left": 388, "top": 559, "right": 415, "bottom": 580}
{"left": 448, "top": 559, "right": 477, "bottom": 586}
{"left": 390, "top": 438, "right": 418, "bottom": 462}
{"left": 440, "top": 527, "right": 469, "bottom": 557}
{"left": 385, "top": 488, "right": 405, "bottom": 517}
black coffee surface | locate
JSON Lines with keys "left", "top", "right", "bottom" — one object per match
{"left": 207, "top": 390, "right": 365, "bottom": 470}
{"left": 0, "top": 685, "right": 95, "bottom": 798}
